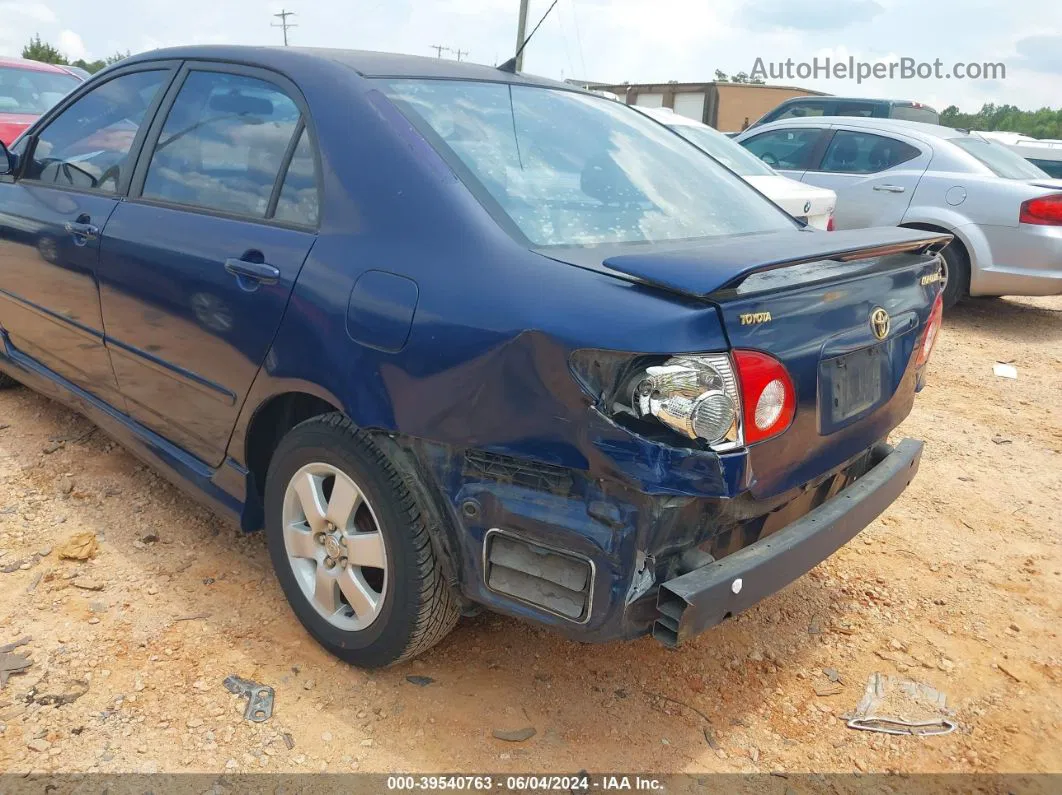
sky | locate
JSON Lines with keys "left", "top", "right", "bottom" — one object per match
{"left": 1, "top": 0, "right": 1060, "bottom": 113}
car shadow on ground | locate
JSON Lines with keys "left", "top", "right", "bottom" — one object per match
{"left": 946, "top": 296, "right": 1062, "bottom": 343}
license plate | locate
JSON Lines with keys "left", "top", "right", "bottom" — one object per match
{"left": 825, "top": 347, "right": 884, "bottom": 425}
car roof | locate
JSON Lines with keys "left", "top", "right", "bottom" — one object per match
{"left": 775, "top": 96, "right": 925, "bottom": 107}
{"left": 124, "top": 45, "right": 575, "bottom": 90}
{"left": 745, "top": 115, "right": 968, "bottom": 142}
{"left": 0, "top": 56, "right": 76, "bottom": 74}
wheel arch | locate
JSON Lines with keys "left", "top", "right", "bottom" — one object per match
{"left": 233, "top": 387, "right": 342, "bottom": 531}
{"left": 231, "top": 388, "right": 464, "bottom": 595}
{"left": 898, "top": 210, "right": 993, "bottom": 292}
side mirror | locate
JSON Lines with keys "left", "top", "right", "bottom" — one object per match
{"left": 0, "top": 141, "right": 13, "bottom": 176}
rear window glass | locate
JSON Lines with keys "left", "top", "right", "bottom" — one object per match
{"left": 951, "top": 138, "right": 1049, "bottom": 179}
{"left": 380, "top": 79, "right": 794, "bottom": 247}
{"left": 669, "top": 124, "right": 775, "bottom": 177}
{"left": 889, "top": 105, "right": 939, "bottom": 124}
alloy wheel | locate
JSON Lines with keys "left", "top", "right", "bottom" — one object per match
{"left": 281, "top": 462, "right": 388, "bottom": 631}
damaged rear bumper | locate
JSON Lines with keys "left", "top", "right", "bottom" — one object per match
{"left": 652, "top": 438, "right": 923, "bottom": 647}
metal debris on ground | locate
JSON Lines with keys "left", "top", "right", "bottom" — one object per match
{"left": 845, "top": 672, "right": 956, "bottom": 736}
{"left": 222, "top": 675, "right": 275, "bottom": 723}
{"left": 405, "top": 675, "right": 434, "bottom": 687}
{"left": 993, "top": 362, "right": 1018, "bottom": 379}
{"left": 0, "top": 651, "right": 32, "bottom": 688}
{"left": 0, "top": 636, "right": 31, "bottom": 654}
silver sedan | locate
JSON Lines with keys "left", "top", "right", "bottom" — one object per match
{"left": 735, "top": 116, "right": 1062, "bottom": 308}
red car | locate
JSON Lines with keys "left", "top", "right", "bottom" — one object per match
{"left": 0, "top": 56, "right": 83, "bottom": 146}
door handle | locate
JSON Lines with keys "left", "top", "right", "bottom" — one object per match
{"left": 224, "top": 257, "right": 280, "bottom": 286}
{"left": 64, "top": 221, "right": 99, "bottom": 240}
{"left": 873, "top": 184, "right": 906, "bottom": 193}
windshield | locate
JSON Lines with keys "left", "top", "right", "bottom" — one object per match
{"left": 0, "top": 66, "right": 79, "bottom": 115}
{"left": 952, "top": 138, "right": 1049, "bottom": 179}
{"left": 668, "top": 123, "right": 775, "bottom": 177}
{"left": 380, "top": 80, "right": 794, "bottom": 247}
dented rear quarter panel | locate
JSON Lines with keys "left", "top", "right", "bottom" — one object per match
{"left": 210, "top": 51, "right": 934, "bottom": 641}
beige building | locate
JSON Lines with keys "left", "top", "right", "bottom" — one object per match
{"left": 588, "top": 81, "right": 828, "bottom": 132}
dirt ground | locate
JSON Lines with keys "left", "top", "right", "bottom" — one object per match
{"left": 0, "top": 295, "right": 1060, "bottom": 777}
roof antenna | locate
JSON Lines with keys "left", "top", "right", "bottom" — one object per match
{"left": 498, "top": 0, "right": 559, "bottom": 73}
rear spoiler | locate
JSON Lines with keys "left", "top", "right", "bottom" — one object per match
{"left": 600, "top": 227, "right": 952, "bottom": 299}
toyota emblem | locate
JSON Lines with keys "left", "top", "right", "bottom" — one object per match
{"left": 870, "top": 307, "right": 891, "bottom": 340}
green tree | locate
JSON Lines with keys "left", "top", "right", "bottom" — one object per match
{"left": 714, "top": 69, "right": 729, "bottom": 82}
{"left": 22, "top": 36, "right": 133, "bottom": 76}
{"left": 22, "top": 34, "right": 68, "bottom": 65}
{"left": 940, "top": 102, "right": 1062, "bottom": 138}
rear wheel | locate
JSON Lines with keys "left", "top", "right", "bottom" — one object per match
{"left": 264, "top": 413, "right": 459, "bottom": 668}
{"left": 0, "top": 372, "right": 19, "bottom": 389}
{"left": 938, "top": 239, "right": 969, "bottom": 310}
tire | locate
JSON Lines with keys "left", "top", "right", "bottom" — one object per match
{"left": 938, "top": 239, "right": 969, "bottom": 310}
{"left": 264, "top": 413, "right": 459, "bottom": 668}
{"left": 0, "top": 372, "right": 19, "bottom": 389}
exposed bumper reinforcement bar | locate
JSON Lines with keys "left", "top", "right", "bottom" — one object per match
{"left": 653, "top": 438, "right": 923, "bottom": 647}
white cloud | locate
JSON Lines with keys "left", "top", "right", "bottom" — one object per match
{"left": 56, "top": 29, "right": 86, "bottom": 60}
{"left": 0, "top": 1, "right": 57, "bottom": 23}
{"left": 0, "top": 0, "right": 1059, "bottom": 114}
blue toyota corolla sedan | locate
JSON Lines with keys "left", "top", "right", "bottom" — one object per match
{"left": 0, "top": 46, "right": 947, "bottom": 667}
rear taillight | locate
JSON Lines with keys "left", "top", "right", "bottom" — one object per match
{"left": 916, "top": 291, "right": 944, "bottom": 368}
{"left": 826, "top": 214, "right": 836, "bottom": 232}
{"left": 733, "top": 350, "right": 796, "bottom": 444}
{"left": 1019, "top": 194, "right": 1062, "bottom": 226}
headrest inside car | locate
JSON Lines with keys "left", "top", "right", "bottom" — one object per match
{"left": 208, "top": 91, "right": 274, "bottom": 117}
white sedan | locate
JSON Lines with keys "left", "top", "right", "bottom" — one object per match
{"left": 636, "top": 106, "right": 837, "bottom": 230}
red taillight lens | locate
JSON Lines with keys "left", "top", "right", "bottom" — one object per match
{"left": 733, "top": 350, "right": 796, "bottom": 445}
{"left": 826, "top": 215, "right": 836, "bottom": 232}
{"left": 916, "top": 291, "right": 944, "bottom": 368}
{"left": 1019, "top": 194, "right": 1062, "bottom": 226}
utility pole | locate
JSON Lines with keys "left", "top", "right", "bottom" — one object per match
{"left": 272, "top": 9, "right": 297, "bottom": 46}
{"left": 429, "top": 44, "right": 450, "bottom": 58}
{"left": 454, "top": 48, "right": 469, "bottom": 62}
{"left": 514, "top": 0, "right": 530, "bottom": 71}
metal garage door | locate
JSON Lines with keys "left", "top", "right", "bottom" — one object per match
{"left": 673, "top": 92, "right": 706, "bottom": 122}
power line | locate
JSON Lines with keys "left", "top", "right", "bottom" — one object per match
{"left": 272, "top": 9, "right": 297, "bottom": 46}
{"left": 430, "top": 45, "right": 469, "bottom": 61}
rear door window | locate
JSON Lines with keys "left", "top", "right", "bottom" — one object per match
{"left": 835, "top": 102, "right": 877, "bottom": 118}
{"left": 741, "top": 128, "right": 825, "bottom": 170}
{"left": 818, "top": 130, "right": 921, "bottom": 174}
{"left": 772, "top": 101, "right": 830, "bottom": 121}
{"left": 141, "top": 71, "right": 301, "bottom": 217}
{"left": 273, "top": 126, "right": 319, "bottom": 226}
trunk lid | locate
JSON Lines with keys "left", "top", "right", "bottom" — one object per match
{"left": 555, "top": 226, "right": 949, "bottom": 499}
{"left": 715, "top": 247, "right": 943, "bottom": 498}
